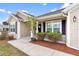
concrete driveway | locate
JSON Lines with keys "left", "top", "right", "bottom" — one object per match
{"left": 8, "top": 37, "right": 74, "bottom": 56}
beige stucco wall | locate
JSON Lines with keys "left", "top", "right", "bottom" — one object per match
{"left": 20, "top": 22, "right": 31, "bottom": 38}
{"left": 67, "top": 6, "right": 79, "bottom": 50}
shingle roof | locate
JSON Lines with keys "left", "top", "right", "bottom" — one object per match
{"left": 13, "top": 14, "right": 23, "bottom": 19}
{"left": 37, "top": 8, "right": 65, "bottom": 18}
{"left": 12, "top": 14, "right": 25, "bottom": 22}
{"left": 21, "top": 12, "right": 35, "bottom": 17}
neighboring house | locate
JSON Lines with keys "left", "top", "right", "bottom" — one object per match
{"left": 0, "top": 24, "right": 3, "bottom": 31}
{"left": 2, "top": 21, "right": 9, "bottom": 31}
{"left": 6, "top": 4, "right": 79, "bottom": 50}
{"left": 0, "top": 22, "right": 9, "bottom": 32}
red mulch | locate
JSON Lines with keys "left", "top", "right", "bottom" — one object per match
{"left": 33, "top": 41, "right": 79, "bottom": 56}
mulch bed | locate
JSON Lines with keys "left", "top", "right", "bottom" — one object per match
{"left": 33, "top": 41, "right": 79, "bottom": 56}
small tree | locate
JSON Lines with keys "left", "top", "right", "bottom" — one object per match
{"left": 25, "top": 16, "right": 36, "bottom": 38}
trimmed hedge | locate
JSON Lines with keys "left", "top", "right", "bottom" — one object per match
{"left": 47, "top": 32, "right": 63, "bottom": 43}
{"left": 36, "top": 32, "right": 45, "bottom": 41}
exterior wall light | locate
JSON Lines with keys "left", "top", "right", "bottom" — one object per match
{"left": 73, "top": 16, "right": 76, "bottom": 22}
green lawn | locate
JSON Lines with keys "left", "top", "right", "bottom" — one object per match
{"left": 0, "top": 40, "right": 28, "bottom": 56}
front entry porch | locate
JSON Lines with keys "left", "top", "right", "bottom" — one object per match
{"left": 36, "top": 19, "right": 66, "bottom": 44}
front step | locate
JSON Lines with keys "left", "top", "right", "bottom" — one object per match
{"left": 17, "top": 37, "right": 31, "bottom": 43}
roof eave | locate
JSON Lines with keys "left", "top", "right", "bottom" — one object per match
{"left": 62, "top": 4, "right": 79, "bottom": 14}
{"left": 37, "top": 13, "right": 65, "bottom": 21}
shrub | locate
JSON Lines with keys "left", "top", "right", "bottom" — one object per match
{"left": 0, "top": 35, "right": 6, "bottom": 40}
{"left": 0, "top": 31, "right": 8, "bottom": 40}
{"left": 8, "top": 35, "right": 15, "bottom": 40}
{"left": 36, "top": 32, "right": 45, "bottom": 41}
{"left": 30, "top": 37, "right": 36, "bottom": 42}
{"left": 47, "top": 32, "right": 63, "bottom": 43}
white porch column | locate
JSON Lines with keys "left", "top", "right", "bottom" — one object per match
{"left": 31, "top": 31, "right": 33, "bottom": 37}
{"left": 31, "top": 20, "right": 34, "bottom": 38}
{"left": 41, "top": 22, "right": 43, "bottom": 32}
{"left": 66, "top": 15, "right": 70, "bottom": 47}
{"left": 36, "top": 21, "right": 38, "bottom": 33}
{"left": 60, "top": 20, "right": 62, "bottom": 34}
{"left": 17, "top": 21, "right": 20, "bottom": 39}
{"left": 45, "top": 22, "right": 47, "bottom": 32}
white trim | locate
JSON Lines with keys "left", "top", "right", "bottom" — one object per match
{"left": 37, "top": 13, "right": 63, "bottom": 21}
{"left": 18, "top": 11, "right": 28, "bottom": 17}
{"left": 69, "top": 4, "right": 79, "bottom": 13}
{"left": 67, "top": 44, "right": 79, "bottom": 50}
{"left": 45, "top": 22, "right": 47, "bottom": 32}
{"left": 41, "top": 22, "right": 43, "bottom": 32}
{"left": 36, "top": 21, "right": 38, "bottom": 33}
{"left": 17, "top": 21, "right": 20, "bottom": 39}
{"left": 60, "top": 20, "right": 62, "bottom": 34}
{"left": 62, "top": 4, "right": 78, "bottom": 14}
{"left": 66, "top": 13, "right": 70, "bottom": 47}
{"left": 31, "top": 30, "right": 33, "bottom": 38}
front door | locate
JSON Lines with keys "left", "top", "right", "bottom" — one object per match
{"left": 38, "top": 22, "right": 45, "bottom": 32}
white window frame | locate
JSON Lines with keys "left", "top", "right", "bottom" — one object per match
{"left": 47, "top": 21, "right": 62, "bottom": 33}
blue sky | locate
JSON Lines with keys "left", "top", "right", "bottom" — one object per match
{"left": 0, "top": 3, "right": 68, "bottom": 23}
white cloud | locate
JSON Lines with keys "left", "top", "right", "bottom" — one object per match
{"left": 50, "top": 8, "right": 57, "bottom": 12}
{"left": 21, "top": 10, "right": 29, "bottom": 13}
{"left": 61, "top": 3, "right": 71, "bottom": 8}
{"left": 7, "top": 11, "right": 12, "bottom": 14}
{"left": 0, "top": 8, "right": 12, "bottom": 14}
{"left": 42, "top": 3, "right": 47, "bottom": 6}
{"left": 0, "top": 9, "right": 6, "bottom": 12}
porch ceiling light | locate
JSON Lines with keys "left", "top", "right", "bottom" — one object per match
{"left": 73, "top": 16, "right": 76, "bottom": 22}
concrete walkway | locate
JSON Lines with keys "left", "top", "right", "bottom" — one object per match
{"left": 8, "top": 37, "right": 74, "bottom": 56}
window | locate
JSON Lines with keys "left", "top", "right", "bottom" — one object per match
{"left": 47, "top": 23, "right": 52, "bottom": 32}
{"left": 10, "top": 24, "right": 16, "bottom": 32}
{"left": 53, "top": 24, "right": 60, "bottom": 33}
{"left": 47, "top": 22, "right": 61, "bottom": 33}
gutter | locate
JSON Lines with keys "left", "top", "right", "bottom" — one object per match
{"left": 62, "top": 3, "right": 79, "bottom": 17}
{"left": 62, "top": 12, "right": 68, "bottom": 17}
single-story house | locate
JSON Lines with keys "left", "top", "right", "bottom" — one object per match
{"left": 2, "top": 21, "right": 9, "bottom": 31}
{"left": 0, "top": 22, "right": 9, "bottom": 32}
{"left": 0, "top": 24, "right": 3, "bottom": 31}
{"left": 7, "top": 4, "right": 79, "bottom": 50}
